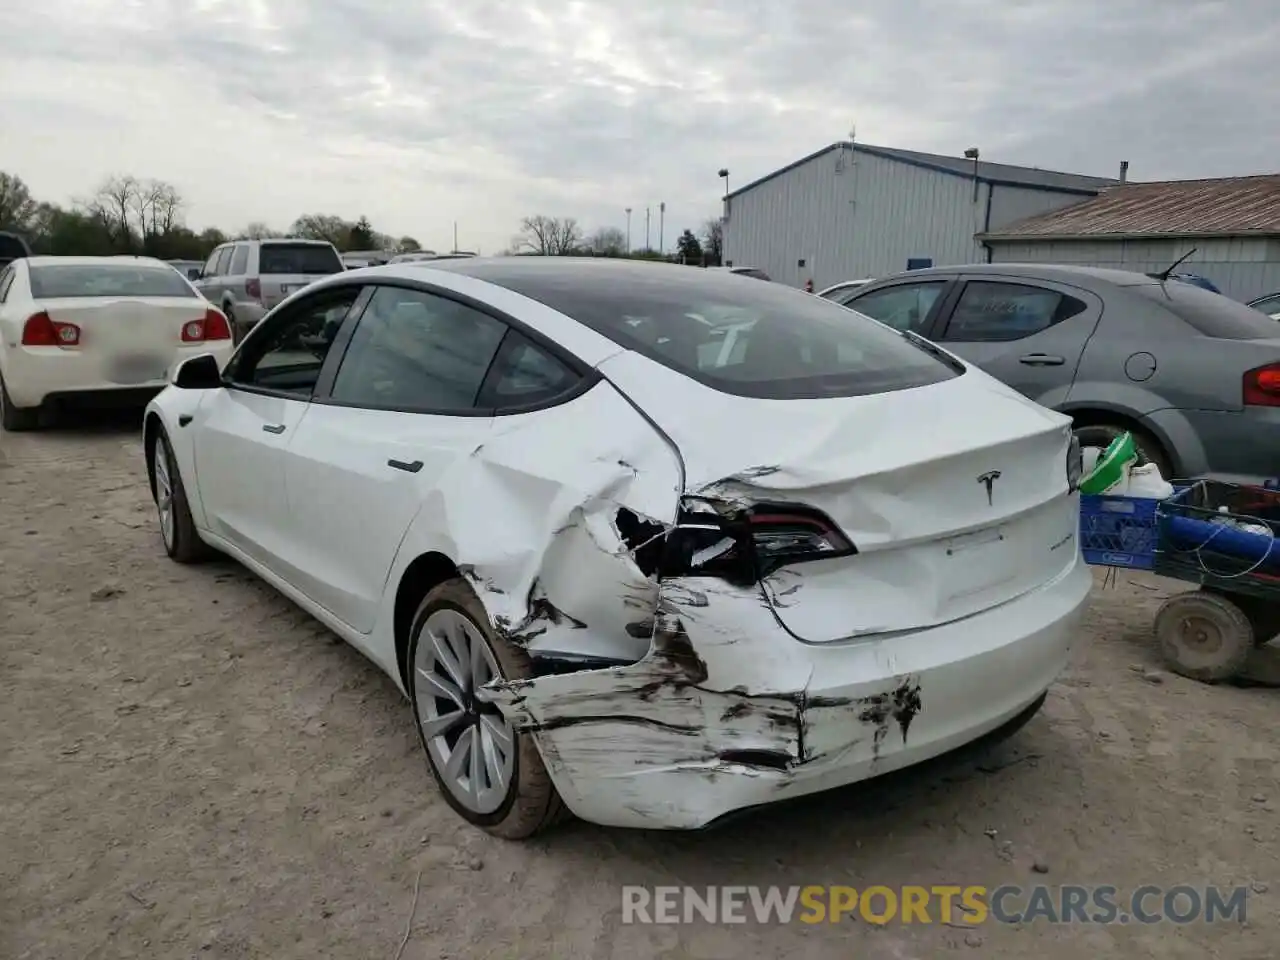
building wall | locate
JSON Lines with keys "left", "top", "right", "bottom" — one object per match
{"left": 722, "top": 146, "right": 1092, "bottom": 289}
{"left": 986, "top": 237, "right": 1280, "bottom": 302}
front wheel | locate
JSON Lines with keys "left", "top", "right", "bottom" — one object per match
{"left": 149, "top": 427, "right": 215, "bottom": 563}
{"left": 408, "top": 578, "right": 565, "bottom": 839}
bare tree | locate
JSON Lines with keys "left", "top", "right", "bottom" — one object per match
{"left": 85, "top": 174, "right": 139, "bottom": 248}
{"left": 701, "top": 217, "right": 724, "bottom": 265}
{"left": 290, "top": 213, "right": 351, "bottom": 245}
{"left": 238, "top": 221, "right": 277, "bottom": 240}
{"left": 514, "top": 215, "right": 583, "bottom": 256}
{"left": 0, "top": 172, "right": 38, "bottom": 230}
{"left": 586, "top": 226, "right": 626, "bottom": 256}
{"left": 129, "top": 179, "right": 183, "bottom": 241}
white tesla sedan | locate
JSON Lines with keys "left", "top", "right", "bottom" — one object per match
{"left": 0, "top": 256, "right": 233, "bottom": 430}
{"left": 143, "top": 258, "right": 1091, "bottom": 838}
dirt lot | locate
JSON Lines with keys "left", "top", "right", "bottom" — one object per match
{"left": 1, "top": 412, "right": 1276, "bottom": 960}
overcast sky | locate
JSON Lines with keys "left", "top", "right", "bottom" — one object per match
{"left": 2, "top": 0, "right": 1277, "bottom": 254}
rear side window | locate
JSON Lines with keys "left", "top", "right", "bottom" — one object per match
{"left": 846, "top": 282, "right": 946, "bottom": 333}
{"left": 330, "top": 285, "right": 507, "bottom": 411}
{"left": 229, "top": 245, "right": 249, "bottom": 275}
{"left": 483, "top": 266, "right": 959, "bottom": 400}
{"left": 259, "top": 243, "right": 344, "bottom": 276}
{"left": 481, "top": 331, "right": 581, "bottom": 409}
{"left": 1134, "top": 283, "right": 1280, "bottom": 339}
{"left": 943, "top": 281, "right": 1087, "bottom": 342}
{"left": 28, "top": 264, "right": 196, "bottom": 299}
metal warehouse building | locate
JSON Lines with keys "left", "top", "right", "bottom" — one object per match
{"left": 721, "top": 141, "right": 1116, "bottom": 289}
{"left": 979, "top": 175, "right": 1280, "bottom": 302}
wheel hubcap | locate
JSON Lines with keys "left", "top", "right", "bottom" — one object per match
{"left": 413, "top": 609, "right": 515, "bottom": 815}
{"left": 153, "top": 442, "right": 175, "bottom": 548}
{"left": 1178, "top": 615, "right": 1222, "bottom": 654}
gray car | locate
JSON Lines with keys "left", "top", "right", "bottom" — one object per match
{"left": 193, "top": 239, "right": 344, "bottom": 340}
{"left": 827, "top": 264, "right": 1280, "bottom": 484}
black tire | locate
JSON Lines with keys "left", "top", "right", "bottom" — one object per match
{"left": 223, "top": 304, "right": 242, "bottom": 343}
{"left": 1154, "top": 590, "right": 1254, "bottom": 682}
{"left": 149, "top": 427, "right": 215, "bottom": 563}
{"left": 1073, "top": 421, "right": 1173, "bottom": 482}
{"left": 407, "top": 578, "right": 566, "bottom": 839}
{"left": 1214, "top": 592, "right": 1280, "bottom": 647}
{"left": 0, "top": 373, "right": 40, "bottom": 432}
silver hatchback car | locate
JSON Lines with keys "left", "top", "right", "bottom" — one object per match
{"left": 194, "top": 239, "right": 344, "bottom": 340}
{"left": 827, "top": 263, "right": 1280, "bottom": 484}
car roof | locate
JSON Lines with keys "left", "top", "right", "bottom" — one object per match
{"left": 869, "top": 262, "right": 1160, "bottom": 288}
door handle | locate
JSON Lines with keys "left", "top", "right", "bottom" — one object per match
{"left": 388, "top": 459, "right": 424, "bottom": 473}
{"left": 262, "top": 423, "right": 286, "bottom": 434}
{"left": 1019, "top": 354, "right": 1065, "bottom": 366}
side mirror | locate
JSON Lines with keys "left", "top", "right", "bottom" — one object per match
{"left": 173, "top": 353, "right": 223, "bottom": 390}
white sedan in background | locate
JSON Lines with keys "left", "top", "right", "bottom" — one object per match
{"left": 0, "top": 256, "right": 233, "bottom": 431}
{"left": 143, "top": 258, "right": 1091, "bottom": 838}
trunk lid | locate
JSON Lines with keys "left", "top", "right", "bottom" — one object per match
{"left": 39, "top": 297, "right": 210, "bottom": 383}
{"left": 598, "top": 352, "right": 1080, "bottom": 641}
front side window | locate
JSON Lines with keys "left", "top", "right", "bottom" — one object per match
{"left": 231, "top": 287, "right": 361, "bottom": 397}
{"left": 27, "top": 264, "right": 197, "bottom": 299}
{"left": 202, "top": 248, "right": 225, "bottom": 277}
{"left": 330, "top": 286, "right": 507, "bottom": 411}
{"left": 943, "top": 281, "right": 1087, "bottom": 342}
{"left": 229, "top": 244, "right": 249, "bottom": 275}
{"left": 846, "top": 282, "right": 946, "bottom": 333}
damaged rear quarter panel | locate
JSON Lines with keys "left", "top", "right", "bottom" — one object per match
{"left": 381, "top": 380, "right": 684, "bottom": 668}
{"left": 484, "top": 576, "right": 926, "bottom": 830}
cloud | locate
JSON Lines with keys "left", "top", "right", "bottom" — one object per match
{"left": 1, "top": 0, "right": 1277, "bottom": 253}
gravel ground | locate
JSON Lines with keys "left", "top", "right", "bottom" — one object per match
{"left": 1, "top": 411, "right": 1276, "bottom": 960}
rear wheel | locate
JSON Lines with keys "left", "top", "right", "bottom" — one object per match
{"left": 1074, "top": 421, "right": 1172, "bottom": 481}
{"left": 1073, "top": 421, "right": 1173, "bottom": 481}
{"left": 0, "top": 373, "right": 40, "bottom": 432}
{"left": 408, "top": 578, "right": 565, "bottom": 839}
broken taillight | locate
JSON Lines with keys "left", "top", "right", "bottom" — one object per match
{"left": 652, "top": 501, "right": 856, "bottom": 584}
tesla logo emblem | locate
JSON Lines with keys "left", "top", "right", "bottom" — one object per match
{"left": 977, "top": 470, "right": 1001, "bottom": 506}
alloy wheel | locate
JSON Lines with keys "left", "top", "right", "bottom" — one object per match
{"left": 413, "top": 609, "right": 515, "bottom": 815}
{"left": 153, "top": 440, "right": 175, "bottom": 550}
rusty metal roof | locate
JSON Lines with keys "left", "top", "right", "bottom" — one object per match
{"left": 981, "top": 175, "right": 1280, "bottom": 240}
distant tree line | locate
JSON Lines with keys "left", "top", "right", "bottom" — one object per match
{"left": 509, "top": 215, "right": 724, "bottom": 266}
{"left": 0, "top": 170, "right": 727, "bottom": 267}
{"left": 0, "top": 171, "right": 423, "bottom": 260}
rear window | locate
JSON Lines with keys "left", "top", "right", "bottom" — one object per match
{"left": 259, "top": 243, "right": 343, "bottom": 275}
{"left": 483, "top": 265, "right": 960, "bottom": 400}
{"left": 28, "top": 264, "right": 195, "bottom": 299}
{"left": 1132, "top": 282, "right": 1280, "bottom": 340}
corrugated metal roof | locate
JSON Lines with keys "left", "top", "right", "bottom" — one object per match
{"left": 726, "top": 142, "right": 1116, "bottom": 200}
{"left": 981, "top": 175, "right": 1280, "bottom": 240}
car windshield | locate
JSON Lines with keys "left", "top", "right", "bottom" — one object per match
{"left": 28, "top": 263, "right": 195, "bottom": 299}
{"left": 259, "top": 243, "right": 344, "bottom": 275}
{"left": 1132, "top": 282, "right": 1280, "bottom": 340}
{"left": 471, "top": 263, "right": 961, "bottom": 400}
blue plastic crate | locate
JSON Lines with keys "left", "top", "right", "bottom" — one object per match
{"left": 1079, "top": 493, "right": 1159, "bottom": 569}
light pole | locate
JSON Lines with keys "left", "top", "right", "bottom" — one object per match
{"left": 645, "top": 206, "right": 651, "bottom": 252}
{"left": 659, "top": 202, "right": 665, "bottom": 255}
{"left": 718, "top": 168, "right": 730, "bottom": 205}
{"left": 625, "top": 207, "right": 632, "bottom": 253}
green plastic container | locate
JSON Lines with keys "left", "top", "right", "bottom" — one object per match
{"left": 1079, "top": 432, "right": 1138, "bottom": 495}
